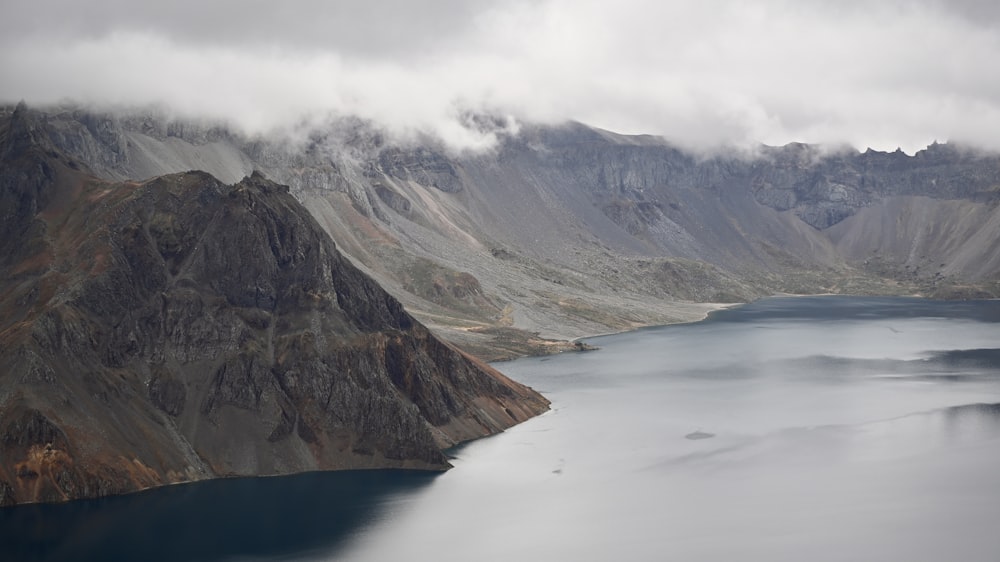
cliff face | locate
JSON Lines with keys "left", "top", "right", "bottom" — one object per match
{"left": 0, "top": 105, "right": 548, "bottom": 506}
{"left": 7, "top": 106, "right": 1000, "bottom": 359}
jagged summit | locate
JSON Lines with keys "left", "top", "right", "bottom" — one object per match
{"left": 0, "top": 114, "right": 548, "bottom": 506}
{"left": 6, "top": 104, "right": 998, "bottom": 361}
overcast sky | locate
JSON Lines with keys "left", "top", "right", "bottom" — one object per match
{"left": 3, "top": 0, "right": 999, "bottom": 152}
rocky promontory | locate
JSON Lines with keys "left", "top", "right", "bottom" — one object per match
{"left": 0, "top": 104, "right": 548, "bottom": 506}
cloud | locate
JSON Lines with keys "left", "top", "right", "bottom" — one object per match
{"left": 2, "top": 0, "right": 1000, "bottom": 153}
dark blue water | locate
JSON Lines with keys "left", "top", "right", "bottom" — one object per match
{"left": 0, "top": 470, "right": 436, "bottom": 562}
{"left": 4, "top": 296, "right": 1000, "bottom": 561}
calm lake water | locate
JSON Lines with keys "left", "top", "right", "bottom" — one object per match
{"left": 4, "top": 296, "right": 1000, "bottom": 561}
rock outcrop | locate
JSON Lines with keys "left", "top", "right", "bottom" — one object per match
{"left": 5, "top": 105, "right": 1000, "bottom": 359}
{"left": 0, "top": 104, "right": 549, "bottom": 506}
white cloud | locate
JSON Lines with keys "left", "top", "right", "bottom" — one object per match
{"left": 2, "top": 0, "right": 999, "bottom": 152}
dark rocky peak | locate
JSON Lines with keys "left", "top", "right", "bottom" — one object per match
{"left": 8, "top": 105, "right": 132, "bottom": 174}
{"left": 2, "top": 102, "right": 49, "bottom": 161}
{"left": 0, "top": 104, "right": 97, "bottom": 268}
{"left": 237, "top": 169, "right": 289, "bottom": 193}
{"left": 0, "top": 147, "right": 548, "bottom": 506}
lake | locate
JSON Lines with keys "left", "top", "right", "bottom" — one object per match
{"left": 4, "top": 296, "right": 1000, "bottom": 561}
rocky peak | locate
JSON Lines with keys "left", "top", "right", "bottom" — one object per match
{"left": 3, "top": 102, "right": 44, "bottom": 161}
{"left": 0, "top": 134, "right": 548, "bottom": 506}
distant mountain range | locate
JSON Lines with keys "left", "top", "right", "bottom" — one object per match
{"left": 9, "top": 104, "right": 996, "bottom": 358}
{"left": 2, "top": 102, "right": 998, "bottom": 504}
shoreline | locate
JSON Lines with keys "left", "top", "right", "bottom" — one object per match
{"left": 567, "top": 301, "right": 741, "bottom": 344}
{"left": 518, "top": 291, "right": 1000, "bottom": 360}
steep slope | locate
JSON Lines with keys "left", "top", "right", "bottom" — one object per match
{"left": 826, "top": 196, "right": 1000, "bottom": 289}
{"left": 10, "top": 106, "right": 1000, "bottom": 359}
{"left": 0, "top": 105, "right": 548, "bottom": 506}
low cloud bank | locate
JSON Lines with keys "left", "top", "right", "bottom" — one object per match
{"left": 3, "top": 0, "right": 999, "bottom": 153}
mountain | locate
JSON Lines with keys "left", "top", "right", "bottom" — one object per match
{"left": 3, "top": 102, "right": 998, "bottom": 505}
{"left": 0, "top": 104, "right": 548, "bottom": 506}
{"left": 14, "top": 105, "right": 999, "bottom": 360}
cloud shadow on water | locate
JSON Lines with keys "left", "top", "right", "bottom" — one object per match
{"left": 0, "top": 469, "right": 439, "bottom": 562}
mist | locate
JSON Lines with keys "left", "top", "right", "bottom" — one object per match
{"left": 3, "top": 0, "right": 1000, "bottom": 152}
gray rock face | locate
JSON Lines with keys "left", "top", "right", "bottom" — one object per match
{"left": 7, "top": 105, "right": 1000, "bottom": 359}
{"left": 748, "top": 142, "right": 1000, "bottom": 229}
{"left": 374, "top": 183, "right": 412, "bottom": 214}
{"left": 0, "top": 106, "right": 548, "bottom": 506}
{"left": 379, "top": 147, "right": 463, "bottom": 193}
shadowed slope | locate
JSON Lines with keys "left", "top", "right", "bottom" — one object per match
{"left": 0, "top": 105, "right": 548, "bottom": 506}
{"left": 8, "top": 106, "right": 1000, "bottom": 359}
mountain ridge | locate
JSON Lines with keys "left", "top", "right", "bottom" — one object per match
{"left": 0, "top": 107, "right": 549, "bottom": 505}
{"left": 4, "top": 104, "right": 999, "bottom": 360}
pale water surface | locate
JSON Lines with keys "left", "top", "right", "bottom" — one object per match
{"left": 4, "top": 296, "right": 1000, "bottom": 561}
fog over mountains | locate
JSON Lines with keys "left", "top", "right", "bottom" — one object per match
{"left": 2, "top": 97, "right": 1000, "bottom": 504}
{"left": 2, "top": 0, "right": 1000, "bottom": 506}
{"left": 7, "top": 104, "right": 999, "bottom": 360}
{"left": 0, "top": 104, "right": 550, "bottom": 505}
{"left": 5, "top": 1, "right": 1000, "bottom": 152}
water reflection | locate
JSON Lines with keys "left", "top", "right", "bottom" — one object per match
{"left": 0, "top": 469, "right": 437, "bottom": 562}
{"left": 338, "top": 297, "right": 1000, "bottom": 562}
{"left": 4, "top": 297, "right": 1000, "bottom": 562}
{"left": 703, "top": 295, "right": 1000, "bottom": 323}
